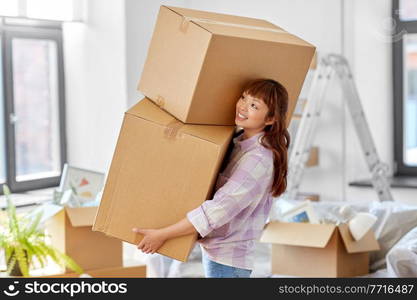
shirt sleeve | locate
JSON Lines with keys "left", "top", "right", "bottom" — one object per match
{"left": 186, "top": 153, "right": 271, "bottom": 238}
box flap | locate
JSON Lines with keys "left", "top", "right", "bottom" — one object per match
{"left": 338, "top": 223, "right": 380, "bottom": 253}
{"left": 126, "top": 98, "right": 174, "bottom": 126}
{"left": 127, "top": 98, "right": 234, "bottom": 145}
{"left": 198, "top": 22, "right": 312, "bottom": 47}
{"left": 165, "top": 5, "right": 279, "bottom": 31}
{"left": 27, "top": 203, "right": 64, "bottom": 224}
{"left": 260, "top": 221, "right": 336, "bottom": 248}
{"left": 181, "top": 125, "right": 235, "bottom": 146}
{"left": 65, "top": 206, "right": 98, "bottom": 227}
{"left": 165, "top": 5, "right": 314, "bottom": 47}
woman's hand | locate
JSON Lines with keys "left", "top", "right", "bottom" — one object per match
{"left": 132, "top": 228, "right": 167, "bottom": 254}
{"left": 132, "top": 217, "right": 197, "bottom": 254}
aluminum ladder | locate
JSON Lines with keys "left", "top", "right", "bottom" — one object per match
{"left": 282, "top": 54, "right": 394, "bottom": 204}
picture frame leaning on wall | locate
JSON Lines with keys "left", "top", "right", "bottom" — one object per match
{"left": 57, "top": 163, "right": 105, "bottom": 207}
{"left": 281, "top": 200, "right": 320, "bottom": 224}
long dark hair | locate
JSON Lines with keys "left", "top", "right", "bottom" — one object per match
{"left": 243, "top": 79, "right": 290, "bottom": 197}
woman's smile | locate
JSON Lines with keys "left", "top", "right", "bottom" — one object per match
{"left": 235, "top": 111, "right": 248, "bottom": 121}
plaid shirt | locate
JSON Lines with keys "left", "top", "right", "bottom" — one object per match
{"left": 187, "top": 131, "right": 274, "bottom": 270}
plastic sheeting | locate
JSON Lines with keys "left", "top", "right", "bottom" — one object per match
{"left": 386, "top": 226, "right": 417, "bottom": 277}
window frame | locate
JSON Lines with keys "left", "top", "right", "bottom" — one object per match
{"left": 0, "top": 0, "right": 84, "bottom": 22}
{"left": 0, "top": 17, "right": 67, "bottom": 193}
{"left": 393, "top": 0, "right": 417, "bottom": 175}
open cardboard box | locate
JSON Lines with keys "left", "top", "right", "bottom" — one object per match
{"left": 42, "top": 204, "right": 123, "bottom": 272}
{"left": 93, "top": 98, "right": 235, "bottom": 262}
{"left": 260, "top": 221, "right": 380, "bottom": 277}
{"left": 139, "top": 5, "right": 315, "bottom": 125}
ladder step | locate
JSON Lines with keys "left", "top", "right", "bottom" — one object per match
{"left": 306, "top": 147, "right": 319, "bottom": 167}
{"left": 292, "top": 113, "right": 302, "bottom": 120}
{"left": 297, "top": 193, "right": 320, "bottom": 202}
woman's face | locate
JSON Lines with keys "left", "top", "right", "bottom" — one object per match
{"left": 235, "top": 92, "right": 274, "bottom": 137}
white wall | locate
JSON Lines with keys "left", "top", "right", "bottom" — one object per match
{"left": 125, "top": 0, "right": 187, "bottom": 107}
{"left": 63, "top": 0, "right": 127, "bottom": 174}
{"left": 343, "top": 0, "right": 417, "bottom": 206}
{"left": 64, "top": 0, "right": 417, "bottom": 205}
{"left": 178, "top": 0, "right": 417, "bottom": 205}
{"left": 344, "top": 0, "right": 393, "bottom": 203}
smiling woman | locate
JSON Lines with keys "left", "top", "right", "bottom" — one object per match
{"left": 235, "top": 92, "right": 275, "bottom": 139}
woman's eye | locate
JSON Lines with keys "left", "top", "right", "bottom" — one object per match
{"left": 251, "top": 103, "right": 258, "bottom": 109}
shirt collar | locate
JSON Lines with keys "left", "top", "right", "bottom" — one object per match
{"left": 234, "top": 131, "right": 264, "bottom": 152}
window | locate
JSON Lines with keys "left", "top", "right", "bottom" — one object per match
{"left": 0, "top": 18, "right": 66, "bottom": 193}
{"left": 393, "top": 0, "right": 417, "bottom": 175}
{"left": 0, "top": 36, "right": 6, "bottom": 184}
{"left": 0, "top": 1, "right": 18, "bottom": 18}
{"left": 0, "top": 0, "right": 84, "bottom": 22}
{"left": 403, "top": 35, "right": 417, "bottom": 166}
{"left": 399, "top": 0, "right": 417, "bottom": 21}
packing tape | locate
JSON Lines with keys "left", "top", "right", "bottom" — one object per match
{"left": 155, "top": 95, "right": 165, "bottom": 108}
{"left": 164, "top": 119, "right": 184, "bottom": 140}
{"left": 180, "top": 16, "right": 287, "bottom": 34}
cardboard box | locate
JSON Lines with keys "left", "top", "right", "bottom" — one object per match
{"left": 93, "top": 98, "right": 235, "bottom": 262}
{"left": 260, "top": 221, "right": 380, "bottom": 277}
{"left": 36, "top": 265, "right": 146, "bottom": 278}
{"left": 139, "top": 5, "right": 316, "bottom": 125}
{"left": 309, "top": 51, "right": 318, "bottom": 69}
{"left": 44, "top": 205, "right": 123, "bottom": 271}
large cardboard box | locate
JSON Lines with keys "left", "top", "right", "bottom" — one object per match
{"left": 45, "top": 206, "right": 123, "bottom": 271}
{"left": 260, "top": 221, "right": 380, "bottom": 277}
{"left": 139, "top": 6, "right": 316, "bottom": 125}
{"left": 93, "top": 98, "right": 235, "bottom": 262}
{"left": 35, "top": 265, "right": 147, "bottom": 278}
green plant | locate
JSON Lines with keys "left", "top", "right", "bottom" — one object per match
{"left": 0, "top": 185, "right": 83, "bottom": 277}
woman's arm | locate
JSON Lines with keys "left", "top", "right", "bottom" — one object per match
{"left": 133, "top": 217, "right": 197, "bottom": 254}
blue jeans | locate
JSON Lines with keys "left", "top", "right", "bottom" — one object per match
{"left": 202, "top": 252, "right": 252, "bottom": 278}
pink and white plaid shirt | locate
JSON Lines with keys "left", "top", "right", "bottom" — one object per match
{"left": 187, "top": 131, "right": 274, "bottom": 270}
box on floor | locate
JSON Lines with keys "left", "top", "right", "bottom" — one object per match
{"left": 260, "top": 221, "right": 380, "bottom": 277}
{"left": 139, "top": 5, "right": 316, "bottom": 125}
{"left": 93, "top": 98, "right": 235, "bottom": 262}
{"left": 43, "top": 205, "right": 122, "bottom": 272}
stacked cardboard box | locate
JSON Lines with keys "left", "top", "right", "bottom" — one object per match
{"left": 93, "top": 5, "right": 315, "bottom": 262}
{"left": 93, "top": 99, "right": 234, "bottom": 261}
{"left": 139, "top": 6, "right": 315, "bottom": 126}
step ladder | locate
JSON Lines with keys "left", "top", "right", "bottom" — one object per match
{"left": 280, "top": 53, "right": 394, "bottom": 204}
